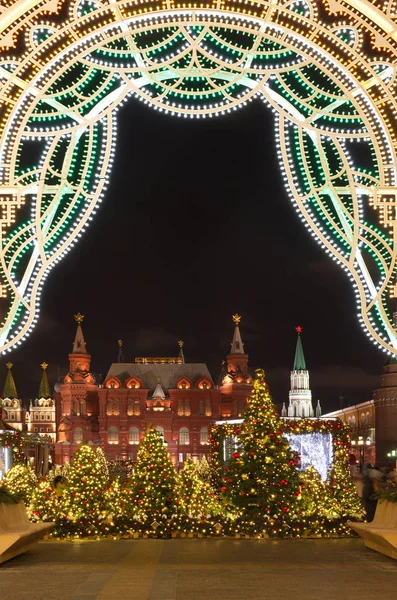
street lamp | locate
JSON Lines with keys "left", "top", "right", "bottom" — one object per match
{"left": 351, "top": 436, "right": 371, "bottom": 468}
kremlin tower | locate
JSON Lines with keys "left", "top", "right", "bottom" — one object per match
{"left": 282, "top": 327, "right": 320, "bottom": 418}
{"left": 0, "top": 362, "right": 23, "bottom": 431}
{"left": 25, "top": 363, "right": 56, "bottom": 442}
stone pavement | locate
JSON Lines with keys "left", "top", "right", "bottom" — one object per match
{"left": 1, "top": 538, "right": 397, "bottom": 600}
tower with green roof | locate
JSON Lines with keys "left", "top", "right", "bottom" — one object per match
{"left": 27, "top": 362, "right": 56, "bottom": 442}
{"left": 1, "top": 362, "right": 24, "bottom": 431}
{"left": 285, "top": 327, "right": 316, "bottom": 418}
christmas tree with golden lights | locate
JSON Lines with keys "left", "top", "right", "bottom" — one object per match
{"left": 29, "top": 479, "right": 59, "bottom": 522}
{"left": 3, "top": 463, "right": 37, "bottom": 504}
{"left": 327, "top": 438, "right": 364, "bottom": 519}
{"left": 299, "top": 466, "right": 337, "bottom": 520}
{"left": 221, "top": 368, "right": 302, "bottom": 535}
{"left": 58, "top": 444, "right": 109, "bottom": 536}
{"left": 129, "top": 426, "right": 176, "bottom": 521}
{"left": 176, "top": 459, "right": 223, "bottom": 518}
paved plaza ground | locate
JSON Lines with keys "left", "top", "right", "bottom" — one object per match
{"left": 1, "top": 538, "right": 397, "bottom": 600}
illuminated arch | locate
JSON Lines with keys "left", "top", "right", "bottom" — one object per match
{"left": 0, "top": 0, "right": 397, "bottom": 356}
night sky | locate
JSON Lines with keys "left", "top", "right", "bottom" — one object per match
{"left": 7, "top": 98, "right": 385, "bottom": 412}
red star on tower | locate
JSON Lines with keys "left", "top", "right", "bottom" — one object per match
{"left": 295, "top": 326, "right": 303, "bottom": 334}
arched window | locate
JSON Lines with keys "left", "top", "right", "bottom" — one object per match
{"left": 73, "top": 400, "right": 79, "bottom": 415}
{"left": 134, "top": 400, "right": 140, "bottom": 415}
{"left": 205, "top": 399, "right": 212, "bottom": 416}
{"left": 179, "top": 427, "right": 190, "bottom": 445}
{"left": 73, "top": 427, "right": 83, "bottom": 444}
{"left": 127, "top": 399, "right": 133, "bottom": 416}
{"left": 80, "top": 402, "right": 85, "bottom": 416}
{"left": 360, "top": 413, "right": 365, "bottom": 425}
{"left": 199, "top": 400, "right": 204, "bottom": 416}
{"left": 366, "top": 411, "right": 371, "bottom": 425}
{"left": 155, "top": 426, "right": 164, "bottom": 438}
{"left": 178, "top": 400, "right": 184, "bottom": 416}
{"left": 108, "top": 427, "right": 119, "bottom": 444}
{"left": 129, "top": 427, "right": 139, "bottom": 445}
{"left": 106, "top": 401, "right": 112, "bottom": 415}
{"left": 351, "top": 416, "right": 356, "bottom": 428}
{"left": 113, "top": 399, "right": 119, "bottom": 415}
{"left": 185, "top": 399, "right": 191, "bottom": 416}
{"left": 200, "top": 427, "right": 208, "bottom": 445}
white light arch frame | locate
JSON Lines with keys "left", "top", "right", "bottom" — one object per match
{"left": 0, "top": 0, "right": 396, "bottom": 355}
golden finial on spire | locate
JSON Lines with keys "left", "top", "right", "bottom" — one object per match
{"left": 178, "top": 340, "right": 184, "bottom": 348}
{"left": 6, "top": 361, "right": 13, "bottom": 370}
{"left": 118, "top": 339, "right": 123, "bottom": 347}
{"left": 74, "top": 312, "right": 84, "bottom": 324}
{"left": 40, "top": 362, "right": 48, "bottom": 370}
{"left": 232, "top": 313, "right": 241, "bottom": 325}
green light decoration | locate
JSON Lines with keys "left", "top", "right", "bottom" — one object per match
{"left": 0, "top": 0, "right": 396, "bottom": 355}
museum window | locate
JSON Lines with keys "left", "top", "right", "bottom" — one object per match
{"left": 179, "top": 427, "right": 190, "bottom": 445}
{"left": 200, "top": 427, "right": 208, "bottom": 445}
{"left": 129, "top": 427, "right": 139, "bottom": 445}
{"left": 73, "top": 427, "right": 83, "bottom": 444}
{"left": 108, "top": 427, "right": 119, "bottom": 444}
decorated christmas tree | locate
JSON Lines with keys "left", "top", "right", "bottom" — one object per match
{"left": 299, "top": 466, "right": 337, "bottom": 519}
{"left": 59, "top": 444, "right": 109, "bottom": 536}
{"left": 197, "top": 455, "right": 212, "bottom": 484}
{"left": 327, "top": 436, "right": 363, "bottom": 518}
{"left": 104, "top": 480, "right": 128, "bottom": 519}
{"left": 29, "top": 479, "right": 59, "bottom": 522}
{"left": 176, "top": 459, "right": 223, "bottom": 518}
{"left": 221, "top": 369, "right": 302, "bottom": 535}
{"left": 96, "top": 447, "right": 109, "bottom": 480}
{"left": 3, "top": 463, "right": 37, "bottom": 503}
{"left": 129, "top": 426, "right": 176, "bottom": 521}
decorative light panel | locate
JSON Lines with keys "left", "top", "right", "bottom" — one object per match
{"left": 0, "top": 0, "right": 396, "bottom": 355}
